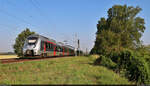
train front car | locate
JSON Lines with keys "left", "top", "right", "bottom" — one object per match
{"left": 23, "top": 34, "right": 40, "bottom": 56}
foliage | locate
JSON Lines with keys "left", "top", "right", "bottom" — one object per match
{"left": 112, "top": 49, "right": 150, "bottom": 84}
{"left": 136, "top": 44, "right": 150, "bottom": 56}
{"left": 94, "top": 49, "right": 150, "bottom": 84}
{"left": 94, "top": 55, "right": 117, "bottom": 69}
{"left": 76, "top": 50, "right": 84, "bottom": 56}
{"left": 90, "top": 5, "right": 145, "bottom": 55}
{"left": 127, "top": 56, "right": 150, "bottom": 84}
{"left": 13, "top": 28, "right": 35, "bottom": 57}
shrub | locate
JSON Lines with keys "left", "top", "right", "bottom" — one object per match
{"left": 108, "top": 50, "right": 120, "bottom": 63}
{"left": 128, "top": 56, "right": 150, "bottom": 84}
{"left": 144, "top": 55, "right": 150, "bottom": 63}
{"left": 94, "top": 49, "right": 150, "bottom": 84}
{"left": 144, "top": 55, "right": 150, "bottom": 70}
{"left": 106, "top": 49, "right": 150, "bottom": 84}
{"left": 94, "top": 55, "right": 117, "bottom": 69}
{"left": 118, "top": 49, "right": 133, "bottom": 69}
{"left": 117, "top": 49, "right": 150, "bottom": 84}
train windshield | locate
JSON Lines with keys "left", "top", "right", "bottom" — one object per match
{"left": 27, "top": 37, "right": 38, "bottom": 45}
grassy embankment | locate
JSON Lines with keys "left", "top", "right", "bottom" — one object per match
{"left": 0, "top": 56, "right": 133, "bottom": 84}
{"left": 0, "top": 55, "right": 18, "bottom": 59}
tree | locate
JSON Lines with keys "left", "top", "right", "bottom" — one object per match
{"left": 90, "top": 5, "right": 145, "bottom": 55}
{"left": 13, "top": 28, "right": 35, "bottom": 57}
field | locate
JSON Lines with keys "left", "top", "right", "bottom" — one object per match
{"left": 0, "top": 56, "right": 133, "bottom": 84}
{"left": 0, "top": 55, "right": 18, "bottom": 59}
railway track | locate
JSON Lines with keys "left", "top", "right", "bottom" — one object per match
{"left": 0, "top": 56, "right": 74, "bottom": 64}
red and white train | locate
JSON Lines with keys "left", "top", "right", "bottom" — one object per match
{"left": 23, "top": 34, "right": 75, "bottom": 57}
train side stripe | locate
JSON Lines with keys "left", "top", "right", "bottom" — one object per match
{"left": 47, "top": 40, "right": 56, "bottom": 45}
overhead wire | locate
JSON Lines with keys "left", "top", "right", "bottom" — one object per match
{"left": 30, "top": 0, "right": 45, "bottom": 17}
{"left": 29, "top": 0, "right": 52, "bottom": 27}
{"left": 0, "top": 0, "right": 42, "bottom": 30}
{"left": 29, "top": 0, "right": 58, "bottom": 42}
{"left": 0, "top": 23, "right": 18, "bottom": 29}
{"left": 0, "top": 8, "right": 38, "bottom": 28}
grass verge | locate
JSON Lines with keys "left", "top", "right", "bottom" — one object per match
{"left": 0, "top": 56, "right": 132, "bottom": 84}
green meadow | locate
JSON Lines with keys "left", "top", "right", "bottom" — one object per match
{"left": 0, "top": 56, "right": 133, "bottom": 84}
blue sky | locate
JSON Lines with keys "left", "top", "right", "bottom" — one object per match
{"left": 0, "top": 0, "right": 150, "bottom": 52}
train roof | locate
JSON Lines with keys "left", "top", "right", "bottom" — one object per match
{"left": 28, "top": 34, "right": 57, "bottom": 43}
{"left": 57, "top": 42, "right": 64, "bottom": 46}
{"left": 64, "top": 45, "right": 75, "bottom": 50}
{"left": 27, "top": 34, "right": 39, "bottom": 38}
{"left": 27, "top": 34, "right": 75, "bottom": 50}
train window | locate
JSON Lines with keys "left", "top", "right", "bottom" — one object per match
{"left": 28, "top": 37, "right": 38, "bottom": 45}
{"left": 69, "top": 49, "right": 71, "bottom": 53}
{"left": 59, "top": 47, "right": 61, "bottom": 52}
{"left": 46, "top": 42, "right": 49, "bottom": 51}
{"left": 56, "top": 46, "right": 58, "bottom": 52}
{"left": 48, "top": 43, "right": 50, "bottom": 51}
{"left": 62, "top": 47, "right": 64, "bottom": 52}
{"left": 59, "top": 46, "right": 61, "bottom": 52}
{"left": 50, "top": 43, "right": 54, "bottom": 51}
{"left": 56, "top": 46, "right": 61, "bottom": 52}
{"left": 45, "top": 42, "right": 47, "bottom": 50}
{"left": 46, "top": 42, "right": 52, "bottom": 51}
{"left": 64, "top": 47, "right": 67, "bottom": 52}
{"left": 55, "top": 46, "right": 58, "bottom": 51}
{"left": 40, "top": 41, "right": 44, "bottom": 51}
{"left": 61, "top": 47, "right": 63, "bottom": 52}
{"left": 50, "top": 43, "right": 53, "bottom": 51}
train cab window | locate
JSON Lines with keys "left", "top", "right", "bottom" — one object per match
{"left": 28, "top": 37, "right": 38, "bottom": 45}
